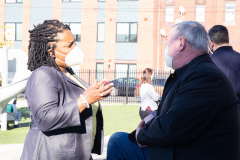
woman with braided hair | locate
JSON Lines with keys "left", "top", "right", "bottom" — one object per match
{"left": 21, "top": 20, "right": 113, "bottom": 160}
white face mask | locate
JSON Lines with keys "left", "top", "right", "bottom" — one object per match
{"left": 55, "top": 46, "right": 84, "bottom": 67}
{"left": 164, "top": 41, "right": 180, "bottom": 69}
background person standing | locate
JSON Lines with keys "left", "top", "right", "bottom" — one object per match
{"left": 139, "top": 68, "right": 160, "bottom": 120}
{"left": 208, "top": 25, "right": 240, "bottom": 107}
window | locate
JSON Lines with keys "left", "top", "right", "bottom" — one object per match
{"left": 5, "top": 23, "right": 22, "bottom": 41}
{"left": 196, "top": 5, "right": 205, "bottom": 22}
{"left": 225, "top": 2, "right": 235, "bottom": 22}
{"left": 96, "top": 63, "right": 104, "bottom": 82}
{"left": 116, "top": 23, "right": 138, "bottom": 42}
{"left": 165, "top": 6, "right": 174, "bottom": 22}
{"left": 6, "top": 0, "right": 22, "bottom": 3}
{"left": 62, "top": 0, "right": 82, "bottom": 2}
{"left": 115, "top": 64, "right": 136, "bottom": 79}
{"left": 65, "top": 23, "right": 81, "bottom": 42}
{"left": 97, "top": 23, "right": 105, "bottom": 42}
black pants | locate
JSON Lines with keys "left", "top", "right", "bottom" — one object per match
{"left": 139, "top": 107, "right": 152, "bottom": 120}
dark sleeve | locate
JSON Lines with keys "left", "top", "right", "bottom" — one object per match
{"left": 137, "top": 71, "right": 227, "bottom": 146}
{"left": 26, "top": 68, "right": 81, "bottom": 132}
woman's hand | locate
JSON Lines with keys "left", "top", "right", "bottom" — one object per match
{"left": 82, "top": 79, "right": 114, "bottom": 105}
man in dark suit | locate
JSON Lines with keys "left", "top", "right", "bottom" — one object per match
{"left": 107, "top": 21, "right": 240, "bottom": 160}
{"left": 208, "top": 25, "right": 240, "bottom": 107}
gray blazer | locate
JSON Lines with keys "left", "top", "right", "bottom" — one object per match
{"left": 21, "top": 66, "right": 104, "bottom": 160}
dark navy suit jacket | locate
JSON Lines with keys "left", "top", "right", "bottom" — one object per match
{"left": 137, "top": 54, "right": 240, "bottom": 160}
{"left": 211, "top": 46, "right": 240, "bottom": 106}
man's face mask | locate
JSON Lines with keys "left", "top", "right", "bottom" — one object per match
{"left": 164, "top": 40, "right": 180, "bottom": 69}
{"left": 54, "top": 46, "right": 84, "bottom": 67}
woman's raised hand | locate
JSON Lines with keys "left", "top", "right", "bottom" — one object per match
{"left": 82, "top": 79, "right": 114, "bottom": 105}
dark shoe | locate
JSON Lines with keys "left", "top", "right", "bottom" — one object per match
{"left": 14, "top": 125, "right": 22, "bottom": 128}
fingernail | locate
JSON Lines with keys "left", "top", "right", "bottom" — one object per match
{"left": 111, "top": 83, "right": 114, "bottom": 85}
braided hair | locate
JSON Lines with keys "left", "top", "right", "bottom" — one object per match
{"left": 27, "top": 19, "right": 70, "bottom": 71}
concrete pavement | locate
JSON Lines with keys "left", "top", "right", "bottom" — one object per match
{"left": 0, "top": 136, "right": 110, "bottom": 160}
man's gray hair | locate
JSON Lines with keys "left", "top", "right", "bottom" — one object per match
{"left": 173, "top": 21, "right": 209, "bottom": 53}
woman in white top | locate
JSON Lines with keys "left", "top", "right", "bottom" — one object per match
{"left": 139, "top": 68, "right": 160, "bottom": 119}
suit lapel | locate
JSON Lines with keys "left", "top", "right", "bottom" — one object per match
{"left": 60, "top": 72, "right": 82, "bottom": 88}
{"left": 157, "top": 73, "right": 178, "bottom": 115}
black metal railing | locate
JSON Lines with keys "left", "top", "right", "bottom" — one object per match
{"left": 17, "top": 69, "right": 172, "bottom": 104}
{"left": 74, "top": 69, "right": 171, "bottom": 104}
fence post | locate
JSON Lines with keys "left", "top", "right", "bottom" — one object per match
{"left": 88, "top": 69, "right": 90, "bottom": 84}
{"left": 126, "top": 66, "right": 129, "bottom": 104}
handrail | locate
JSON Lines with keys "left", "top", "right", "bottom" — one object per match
{"left": 0, "top": 26, "right": 14, "bottom": 48}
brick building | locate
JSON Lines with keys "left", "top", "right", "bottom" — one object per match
{"left": 0, "top": 0, "right": 240, "bottom": 74}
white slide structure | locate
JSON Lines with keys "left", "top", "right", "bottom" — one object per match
{"left": 0, "top": 47, "right": 31, "bottom": 131}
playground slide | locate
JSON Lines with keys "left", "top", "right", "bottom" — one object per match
{"left": 0, "top": 48, "right": 31, "bottom": 130}
{"left": 0, "top": 77, "right": 29, "bottom": 114}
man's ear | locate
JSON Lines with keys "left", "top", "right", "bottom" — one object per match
{"left": 209, "top": 40, "right": 214, "bottom": 48}
{"left": 179, "top": 37, "right": 185, "bottom": 51}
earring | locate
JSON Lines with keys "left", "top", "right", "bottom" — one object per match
{"left": 50, "top": 53, "right": 56, "bottom": 58}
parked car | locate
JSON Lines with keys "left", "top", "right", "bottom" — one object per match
{"left": 134, "top": 78, "right": 167, "bottom": 97}
{"left": 152, "top": 78, "right": 167, "bottom": 86}
{"left": 105, "top": 77, "right": 140, "bottom": 96}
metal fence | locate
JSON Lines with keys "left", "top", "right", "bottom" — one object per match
{"left": 74, "top": 69, "right": 172, "bottom": 104}
{"left": 17, "top": 69, "right": 172, "bottom": 104}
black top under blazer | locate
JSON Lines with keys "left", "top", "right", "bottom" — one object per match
{"left": 21, "top": 66, "right": 103, "bottom": 160}
{"left": 137, "top": 54, "right": 240, "bottom": 160}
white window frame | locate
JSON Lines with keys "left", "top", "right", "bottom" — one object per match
{"left": 116, "top": 22, "right": 138, "bottom": 43}
{"left": 165, "top": 6, "right": 174, "bottom": 23}
{"left": 96, "top": 63, "right": 104, "bottom": 82}
{"left": 97, "top": 23, "right": 105, "bottom": 42}
{"left": 115, "top": 64, "right": 136, "bottom": 79}
{"left": 196, "top": 5, "right": 205, "bottom": 22}
{"left": 5, "top": 0, "right": 22, "bottom": 3}
{"left": 65, "top": 22, "right": 81, "bottom": 42}
{"left": 225, "top": 2, "right": 235, "bottom": 22}
{"left": 5, "top": 22, "right": 22, "bottom": 41}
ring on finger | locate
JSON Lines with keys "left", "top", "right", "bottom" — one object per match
{"left": 100, "top": 93, "right": 103, "bottom": 97}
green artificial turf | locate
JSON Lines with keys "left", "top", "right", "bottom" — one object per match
{"left": 0, "top": 107, "right": 31, "bottom": 144}
{"left": 0, "top": 104, "right": 141, "bottom": 144}
{"left": 102, "top": 104, "right": 141, "bottom": 135}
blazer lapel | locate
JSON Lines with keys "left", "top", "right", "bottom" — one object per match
{"left": 60, "top": 71, "right": 82, "bottom": 88}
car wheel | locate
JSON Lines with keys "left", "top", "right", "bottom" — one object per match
{"left": 110, "top": 88, "right": 118, "bottom": 96}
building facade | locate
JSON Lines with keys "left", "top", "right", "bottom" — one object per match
{"left": 0, "top": 0, "right": 240, "bottom": 73}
